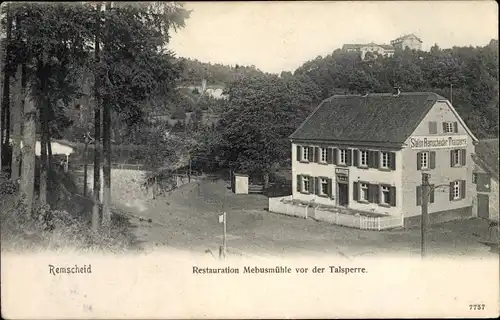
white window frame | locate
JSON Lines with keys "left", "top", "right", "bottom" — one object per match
{"left": 302, "top": 147, "right": 309, "bottom": 162}
{"left": 302, "top": 176, "right": 310, "bottom": 193}
{"left": 452, "top": 149, "right": 460, "bottom": 167}
{"left": 444, "top": 121, "right": 454, "bottom": 133}
{"left": 320, "top": 147, "right": 327, "bottom": 163}
{"left": 360, "top": 150, "right": 368, "bottom": 167}
{"left": 420, "top": 151, "right": 429, "bottom": 170}
{"left": 452, "top": 181, "right": 460, "bottom": 200}
{"left": 360, "top": 183, "right": 369, "bottom": 201}
{"left": 320, "top": 178, "right": 329, "bottom": 196}
{"left": 339, "top": 149, "right": 348, "bottom": 165}
{"left": 380, "top": 152, "right": 390, "bottom": 169}
{"left": 381, "top": 185, "right": 391, "bottom": 205}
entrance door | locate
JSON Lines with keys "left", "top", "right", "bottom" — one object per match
{"left": 477, "top": 193, "right": 489, "bottom": 218}
{"left": 337, "top": 183, "right": 349, "bottom": 206}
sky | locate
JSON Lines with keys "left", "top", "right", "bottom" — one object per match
{"left": 169, "top": 1, "right": 498, "bottom": 74}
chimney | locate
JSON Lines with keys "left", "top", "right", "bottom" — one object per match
{"left": 393, "top": 86, "right": 401, "bottom": 96}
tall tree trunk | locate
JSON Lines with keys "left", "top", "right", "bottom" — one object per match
{"left": 102, "top": 96, "right": 111, "bottom": 225}
{"left": 92, "top": 2, "right": 102, "bottom": 231}
{"left": 11, "top": 64, "right": 22, "bottom": 181}
{"left": 102, "top": 1, "right": 112, "bottom": 226}
{"left": 0, "top": 22, "right": 3, "bottom": 171}
{"left": 1, "top": 5, "right": 12, "bottom": 171}
{"left": 20, "top": 78, "right": 36, "bottom": 216}
{"left": 39, "top": 91, "right": 48, "bottom": 206}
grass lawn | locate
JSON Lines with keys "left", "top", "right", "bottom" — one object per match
{"left": 113, "top": 178, "right": 498, "bottom": 258}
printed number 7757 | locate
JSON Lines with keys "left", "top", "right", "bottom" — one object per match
{"left": 469, "top": 304, "right": 485, "bottom": 310}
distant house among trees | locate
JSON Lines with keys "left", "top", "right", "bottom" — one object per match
{"left": 342, "top": 43, "right": 395, "bottom": 60}
{"left": 342, "top": 33, "right": 422, "bottom": 60}
{"left": 390, "top": 33, "right": 423, "bottom": 51}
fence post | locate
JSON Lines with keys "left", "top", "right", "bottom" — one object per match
{"left": 377, "top": 217, "right": 381, "bottom": 231}
{"left": 335, "top": 211, "right": 339, "bottom": 225}
{"left": 358, "top": 215, "right": 362, "bottom": 229}
{"left": 305, "top": 204, "right": 308, "bottom": 219}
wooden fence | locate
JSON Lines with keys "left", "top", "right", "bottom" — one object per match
{"left": 268, "top": 196, "right": 404, "bottom": 230}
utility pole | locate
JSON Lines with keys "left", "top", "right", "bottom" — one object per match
{"left": 421, "top": 173, "right": 431, "bottom": 259}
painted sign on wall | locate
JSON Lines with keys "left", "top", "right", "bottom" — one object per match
{"left": 409, "top": 135, "right": 468, "bottom": 150}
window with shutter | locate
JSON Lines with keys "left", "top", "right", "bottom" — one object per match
{"left": 315, "top": 147, "right": 320, "bottom": 163}
{"left": 460, "top": 180, "right": 466, "bottom": 199}
{"left": 296, "top": 146, "right": 301, "bottom": 161}
{"left": 368, "top": 184, "right": 379, "bottom": 203}
{"left": 389, "top": 152, "right": 396, "bottom": 170}
{"left": 328, "top": 178, "right": 333, "bottom": 198}
{"left": 380, "top": 152, "right": 390, "bottom": 169}
{"left": 428, "top": 121, "right": 437, "bottom": 134}
{"left": 346, "top": 149, "right": 352, "bottom": 166}
{"left": 443, "top": 122, "right": 454, "bottom": 133}
{"left": 296, "top": 175, "right": 302, "bottom": 192}
{"left": 359, "top": 150, "right": 368, "bottom": 167}
{"left": 449, "top": 181, "right": 454, "bottom": 201}
{"left": 417, "top": 152, "right": 422, "bottom": 170}
{"left": 451, "top": 180, "right": 460, "bottom": 200}
{"left": 460, "top": 149, "right": 466, "bottom": 166}
{"left": 419, "top": 151, "right": 429, "bottom": 170}
{"left": 451, "top": 149, "right": 461, "bottom": 167}
{"left": 429, "top": 151, "right": 436, "bottom": 169}
{"left": 332, "top": 148, "right": 338, "bottom": 165}
{"left": 380, "top": 185, "right": 391, "bottom": 205}
{"left": 338, "top": 149, "right": 348, "bottom": 165}
{"left": 302, "top": 147, "right": 309, "bottom": 162}
{"left": 353, "top": 149, "right": 359, "bottom": 167}
{"left": 416, "top": 186, "right": 422, "bottom": 206}
{"left": 353, "top": 182, "right": 359, "bottom": 201}
{"left": 389, "top": 186, "right": 396, "bottom": 206}
{"left": 308, "top": 147, "right": 314, "bottom": 162}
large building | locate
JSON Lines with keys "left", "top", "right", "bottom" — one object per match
{"left": 390, "top": 34, "right": 423, "bottom": 51}
{"left": 289, "top": 90, "right": 478, "bottom": 228}
{"left": 342, "top": 43, "right": 395, "bottom": 60}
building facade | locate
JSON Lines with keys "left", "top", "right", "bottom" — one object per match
{"left": 342, "top": 43, "right": 395, "bottom": 60}
{"left": 289, "top": 91, "right": 478, "bottom": 227}
{"left": 472, "top": 139, "right": 499, "bottom": 221}
{"left": 390, "top": 34, "right": 423, "bottom": 51}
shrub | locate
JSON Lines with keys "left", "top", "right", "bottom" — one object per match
{"left": 0, "top": 173, "right": 134, "bottom": 253}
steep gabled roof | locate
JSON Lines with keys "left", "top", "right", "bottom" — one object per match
{"left": 473, "top": 139, "right": 499, "bottom": 180}
{"left": 289, "top": 92, "right": 447, "bottom": 144}
{"left": 392, "top": 33, "right": 423, "bottom": 43}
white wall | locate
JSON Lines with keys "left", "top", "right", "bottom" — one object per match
{"left": 291, "top": 142, "right": 403, "bottom": 216}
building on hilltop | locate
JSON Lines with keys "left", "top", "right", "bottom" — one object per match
{"left": 288, "top": 89, "right": 478, "bottom": 228}
{"left": 390, "top": 33, "right": 423, "bottom": 51}
{"left": 341, "top": 43, "right": 395, "bottom": 60}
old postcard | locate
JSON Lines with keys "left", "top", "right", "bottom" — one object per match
{"left": 1, "top": 1, "right": 499, "bottom": 319}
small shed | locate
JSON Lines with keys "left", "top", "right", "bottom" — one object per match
{"left": 232, "top": 173, "right": 249, "bottom": 194}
